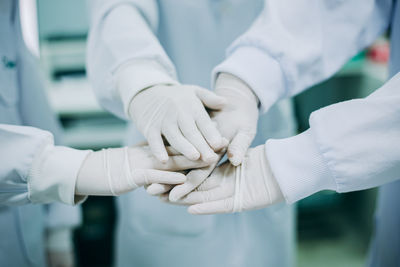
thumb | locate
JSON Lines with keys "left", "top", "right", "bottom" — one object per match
{"left": 195, "top": 87, "right": 226, "bottom": 110}
{"left": 228, "top": 130, "right": 255, "bottom": 166}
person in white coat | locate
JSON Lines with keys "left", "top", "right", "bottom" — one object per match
{"left": 175, "top": 0, "right": 399, "bottom": 266}
{"left": 0, "top": 1, "right": 205, "bottom": 266}
{"left": 86, "top": 0, "right": 297, "bottom": 266}
{"left": 0, "top": 1, "right": 80, "bottom": 266}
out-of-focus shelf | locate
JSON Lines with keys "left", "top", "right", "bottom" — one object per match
{"left": 45, "top": 76, "right": 126, "bottom": 149}
{"left": 63, "top": 120, "right": 126, "bottom": 149}
{"left": 46, "top": 77, "right": 104, "bottom": 116}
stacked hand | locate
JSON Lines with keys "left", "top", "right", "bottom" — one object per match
{"left": 75, "top": 145, "right": 208, "bottom": 197}
{"left": 170, "top": 145, "right": 284, "bottom": 214}
{"left": 129, "top": 84, "right": 226, "bottom": 163}
{"left": 114, "top": 73, "right": 285, "bottom": 214}
{"left": 148, "top": 73, "right": 261, "bottom": 202}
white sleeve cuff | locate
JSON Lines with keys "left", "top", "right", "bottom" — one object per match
{"left": 265, "top": 129, "right": 337, "bottom": 204}
{"left": 28, "top": 143, "right": 92, "bottom": 205}
{"left": 213, "top": 46, "right": 286, "bottom": 113}
{"left": 116, "top": 60, "right": 179, "bottom": 117}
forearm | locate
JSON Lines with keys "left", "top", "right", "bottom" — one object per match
{"left": 266, "top": 73, "right": 400, "bottom": 203}
{"left": 214, "top": 0, "right": 392, "bottom": 113}
{"left": 86, "top": 0, "right": 178, "bottom": 118}
{"left": 0, "top": 124, "right": 91, "bottom": 206}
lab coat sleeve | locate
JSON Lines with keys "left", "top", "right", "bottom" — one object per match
{"left": 265, "top": 73, "right": 400, "bottom": 203}
{"left": 214, "top": 0, "right": 393, "bottom": 113}
{"left": 0, "top": 124, "right": 91, "bottom": 206}
{"left": 86, "top": 0, "right": 179, "bottom": 118}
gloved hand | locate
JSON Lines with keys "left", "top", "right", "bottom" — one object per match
{"left": 178, "top": 145, "right": 284, "bottom": 214}
{"left": 129, "top": 84, "right": 227, "bottom": 163}
{"left": 75, "top": 146, "right": 208, "bottom": 197}
{"left": 46, "top": 227, "right": 75, "bottom": 267}
{"left": 153, "top": 73, "right": 259, "bottom": 201}
{"left": 213, "top": 73, "right": 259, "bottom": 166}
{"left": 147, "top": 157, "right": 221, "bottom": 200}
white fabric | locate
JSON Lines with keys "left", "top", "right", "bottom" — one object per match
{"left": 0, "top": 2, "right": 81, "bottom": 266}
{"left": 212, "top": 0, "right": 398, "bottom": 204}
{"left": 267, "top": 73, "right": 400, "bottom": 203}
{"left": 86, "top": 3, "right": 178, "bottom": 119}
{"left": 214, "top": 0, "right": 392, "bottom": 113}
{"left": 127, "top": 84, "right": 226, "bottom": 163}
{"left": 266, "top": 130, "right": 335, "bottom": 203}
{"left": 179, "top": 145, "right": 283, "bottom": 215}
{"left": 29, "top": 139, "right": 91, "bottom": 205}
{"left": 0, "top": 124, "right": 90, "bottom": 206}
{"left": 76, "top": 146, "right": 208, "bottom": 196}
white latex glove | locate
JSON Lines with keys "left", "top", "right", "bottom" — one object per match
{"left": 128, "top": 84, "right": 227, "bottom": 163}
{"left": 75, "top": 146, "right": 208, "bottom": 197}
{"left": 46, "top": 227, "right": 75, "bottom": 267}
{"left": 213, "top": 73, "right": 259, "bottom": 166}
{"left": 153, "top": 73, "right": 259, "bottom": 201}
{"left": 146, "top": 147, "right": 227, "bottom": 201}
{"left": 179, "top": 145, "right": 284, "bottom": 215}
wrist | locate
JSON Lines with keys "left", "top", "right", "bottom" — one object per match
{"left": 213, "top": 47, "right": 285, "bottom": 113}
{"left": 265, "top": 130, "right": 336, "bottom": 204}
{"left": 29, "top": 143, "right": 91, "bottom": 205}
{"left": 257, "top": 145, "right": 284, "bottom": 204}
{"left": 215, "top": 73, "right": 259, "bottom": 106}
{"left": 116, "top": 60, "right": 179, "bottom": 118}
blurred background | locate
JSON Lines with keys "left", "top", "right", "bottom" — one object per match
{"left": 27, "top": 1, "right": 390, "bottom": 266}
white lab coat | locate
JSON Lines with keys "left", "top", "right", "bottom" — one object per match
{"left": 0, "top": 1, "right": 81, "bottom": 266}
{"left": 211, "top": 0, "right": 399, "bottom": 266}
{"left": 87, "top": 1, "right": 296, "bottom": 266}
{"left": 211, "top": 0, "right": 399, "bottom": 205}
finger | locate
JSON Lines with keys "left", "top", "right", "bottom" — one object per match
{"left": 196, "top": 87, "right": 226, "bottom": 110}
{"left": 228, "top": 130, "right": 255, "bottom": 166}
{"left": 169, "top": 163, "right": 217, "bottom": 202}
{"left": 133, "top": 169, "right": 186, "bottom": 186}
{"left": 146, "top": 183, "right": 173, "bottom": 196}
{"left": 147, "top": 131, "right": 169, "bottom": 163}
{"left": 156, "top": 156, "right": 210, "bottom": 171}
{"left": 219, "top": 138, "right": 229, "bottom": 152}
{"left": 165, "top": 146, "right": 181, "bottom": 156}
{"left": 196, "top": 176, "right": 221, "bottom": 191}
{"left": 195, "top": 111, "right": 225, "bottom": 151}
{"left": 162, "top": 124, "right": 200, "bottom": 160}
{"left": 178, "top": 114, "right": 218, "bottom": 163}
{"left": 182, "top": 186, "right": 231, "bottom": 204}
{"left": 188, "top": 197, "right": 234, "bottom": 215}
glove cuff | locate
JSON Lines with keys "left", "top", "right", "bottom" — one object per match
{"left": 215, "top": 73, "right": 259, "bottom": 106}
{"left": 116, "top": 60, "right": 179, "bottom": 118}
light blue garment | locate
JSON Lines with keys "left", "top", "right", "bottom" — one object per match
{"left": 367, "top": 1, "right": 400, "bottom": 266}
{"left": 87, "top": 1, "right": 296, "bottom": 266}
{"left": 0, "top": 1, "right": 80, "bottom": 266}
